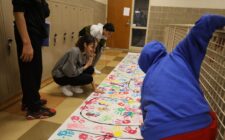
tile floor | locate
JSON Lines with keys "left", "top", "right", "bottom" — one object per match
{"left": 0, "top": 48, "right": 128, "bottom": 140}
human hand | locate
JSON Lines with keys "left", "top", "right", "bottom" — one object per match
{"left": 20, "top": 43, "right": 33, "bottom": 62}
{"left": 88, "top": 55, "right": 94, "bottom": 65}
{"left": 84, "top": 56, "right": 93, "bottom": 69}
{"left": 94, "top": 88, "right": 104, "bottom": 94}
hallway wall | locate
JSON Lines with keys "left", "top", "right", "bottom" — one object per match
{"left": 94, "top": 0, "right": 107, "bottom": 5}
{"left": 150, "top": 0, "right": 225, "bottom": 9}
{"left": 147, "top": 0, "right": 225, "bottom": 42}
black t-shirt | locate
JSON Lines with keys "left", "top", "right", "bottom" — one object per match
{"left": 12, "top": 0, "right": 50, "bottom": 39}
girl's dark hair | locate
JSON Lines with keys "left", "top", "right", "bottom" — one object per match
{"left": 76, "top": 35, "right": 95, "bottom": 52}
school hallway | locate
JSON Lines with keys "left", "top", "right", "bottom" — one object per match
{"left": 0, "top": 0, "right": 225, "bottom": 140}
{"left": 0, "top": 48, "right": 128, "bottom": 140}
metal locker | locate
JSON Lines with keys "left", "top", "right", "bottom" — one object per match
{"left": 71, "top": 6, "right": 79, "bottom": 45}
{"left": 42, "top": 2, "right": 65, "bottom": 80}
{"left": 78, "top": 8, "right": 85, "bottom": 30}
{"left": 62, "top": 5, "right": 73, "bottom": 48}
{"left": 0, "top": 0, "right": 21, "bottom": 103}
{"left": 0, "top": 0, "right": 9, "bottom": 104}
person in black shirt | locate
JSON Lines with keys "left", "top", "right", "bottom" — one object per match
{"left": 12, "top": 0, "right": 56, "bottom": 120}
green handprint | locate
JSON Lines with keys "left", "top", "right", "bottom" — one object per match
{"left": 101, "top": 115, "right": 112, "bottom": 122}
{"left": 115, "top": 108, "right": 125, "bottom": 115}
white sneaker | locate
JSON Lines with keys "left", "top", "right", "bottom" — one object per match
{"left": 71, "top": 86, "right": 84, "bottom": 94}
{"left": 61, "top": 85, "right": 73, "bottom": 97}
{"left": 94, "top": 67, "right": 101, "bottom": 74}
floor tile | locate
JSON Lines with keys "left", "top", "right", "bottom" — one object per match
{"left": 101, "top": 66, "right": 114, "bottom": 74}
{"left": 100, "top": 55, "right": 116, "bottom": 61}
{"left": 113, "top": 56, "right": 125, "bottom": 61}
{"left": 4, "top": 101, "right": 26, "bottom": 116}
{"left": 18, "top": 121, "right": 60, "bottom": 140}
{"left": 106, "top": 60, "right": 120, "bottom": 67}
{"left": 93, "top": 73, "right": 108, "bottom": 85}
{"left": 103, "top": 51, "right": 120, "bottom": 56}
{"left": 46, "top": 96, "right": 89, "bottom": 124}
{"left": 96, "top": 60, "right": 111, "bottom": 67}
{"left": 0, "top": 112, "right": 39, "bottom": 140}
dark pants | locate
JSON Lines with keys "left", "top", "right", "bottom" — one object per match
{"left": 53, "top": 66, "right": 94, "bottom": 86}
{"left": 92, "top": 45, "right": 103, "bottom": 66}
{"left": 15, "top": 29, "right": 43, "bottom": 112}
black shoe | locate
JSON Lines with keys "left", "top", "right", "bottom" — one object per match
{"left": 21, "top": 99, "right": 47, "bottom": 111}
{"left": 26, "top": 107, "right": 56, "bottom": 120}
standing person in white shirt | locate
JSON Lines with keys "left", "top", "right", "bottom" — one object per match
{"left": 79, "top": 23, "right": 115, "bottom": 74}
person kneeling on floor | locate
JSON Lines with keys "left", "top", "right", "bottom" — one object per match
{"left": 52, "top": 35, "right": 103, "bottom": 96}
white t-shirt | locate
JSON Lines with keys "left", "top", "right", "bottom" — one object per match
{"left": 90, "top": 23, "right": 107, "bottom": 40}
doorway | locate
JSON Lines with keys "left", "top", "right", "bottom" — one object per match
{"left": 107, "top": 0, "right": 150, "bottom": 51}
{"left": 107, "top": 0, "right": 132, "bottom": 49}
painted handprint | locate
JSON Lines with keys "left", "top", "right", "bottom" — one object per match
{"left": 123, "top": 126, "right": 138, "bottom": 134}
{"left": 57, "top": 130, "right": 74, "bottom": 138}
{"left": 114, "top": 107, "right": 125, "bottom": 115}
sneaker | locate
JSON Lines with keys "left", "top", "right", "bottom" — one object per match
{"left": 61, "top": 85, "right": 73, "bottom": 96}
{"left": 94, "top": 67, "right": 101, "bottom": 74}
{"left": 21, "top": 99, "right": 47, "bottom": 111}
{"left": 71, "top": 86, "right": 84, "bottom": 94}
{"left": 26, "top": 107, "right": 56, "bottom": 120}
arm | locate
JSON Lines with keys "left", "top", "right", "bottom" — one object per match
{"left": 62, "top": 51, "right": 84, "bottom": 77}
{"left": 62, "top": 50, "right": 94, "bottom": 77}
{"left": 91, "top": 81, "right": 97, "bottom": 91}
{"left": 173, "top": 14, "right": 225, "bottom": 79}
{"left": 91, "top": 80, "right": 104, "bottom": 94}
{"left": 12, "top": 0, "right": 33, "bottom": 62}
{"left": 98, "top": 39, "right": 106, "bottom": 48}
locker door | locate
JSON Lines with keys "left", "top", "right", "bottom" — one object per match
{"left": 48, "top": 1, "right": 56, "bottom": 47}
{"left": 78, "top": 8, "right": 86, "bottom": 30}
{"left": 88, "top": 8, "right": 94, "bottom": 25}
{"left": 0, "top": 1, "right": 9, "bottom": 103}
{"left": 63, "top": 5, "right": 73, "bottom": 48}
{"left": 50, "top": 2, "right": 63, "bottom": 48}
{"left": 70, "top": 6, "right": 79, "bottom": 47}
{"left": 66, "top": 0, "right": 80, "bottom": 4}
{"left": 61, "top": 4, "right": 69, "bottom": 48}
{"left": 84, "top": 8, "right": 89, "bottom": 26}
{"left": 42, "top": 1, "right": 58, "bottom": 80}
{"left": 82, "top": 8, "right": 87, "bottom": 26}
{"left": 1, "top": 0, "right": 21, "bottom": 97}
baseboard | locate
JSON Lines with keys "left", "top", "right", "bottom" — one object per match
{"left": 0, "top": 93, "right": 22, "bottom": 110}
{"left": 0, "top": 77, "right": 54, "bottom": 111}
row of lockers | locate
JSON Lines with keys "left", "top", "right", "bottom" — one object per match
{"left": 0, "top": 0, "right": 106, "bottom": 107}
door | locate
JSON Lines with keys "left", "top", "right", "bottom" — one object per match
{"left": 1, "top": 0, "right": 21, "bottom": 99}
{"left": 0, "top": 1, "right": 9, "bottom": 104}
{"left": 78, "top": 8, "right": 86, "bottom": 31}
{"left": 130, "top": 0, "right": 150, "bottom": 52}
{"left": 107, "top": 0, "right": 132, "bottom": 49}
{"left": 62, "top": 5, "right": 73, "bottom": 48}
{"left": 50, "top": 2, "right": 63, "bottom": 48}
{"left": 71, "top": 6, "right": 79, "bottom": 44}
